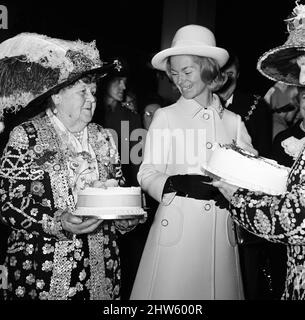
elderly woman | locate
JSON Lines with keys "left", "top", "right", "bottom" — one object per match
{"left": 130, "top": 25, "right": 256, "bottom": 300}
{"left": 0, "top": 33, "right": 139, "bottom": 300}
{"left": 213, "top": 2, "right": 305, "bottom": 300}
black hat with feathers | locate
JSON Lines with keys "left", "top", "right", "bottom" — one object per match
{"left": 0, "top": 32, "right": 122, "bottom": 120}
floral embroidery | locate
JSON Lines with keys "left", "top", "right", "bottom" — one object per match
{"left": 42, "top": 261, "right": 53, "bottom": 272}
{"left": 36, "top": 279, "right": 45, "bottom": 290}
{"left": 30, "top": 181, "right": 45, "bottom": 197}
{"left": 15, "top": 286, "right": 25, "bottom": 298}
{"left": 230, "top": 146, "right": 305, "bottom": 299}
{"left": 23, "top": 260, "right": 32, "bottom": 270}
{"left": 25, "top": 244, "right": 34, "bottom": 255}
{"left": 26, "top": 274, "right": 35, "bottom": 285}
{"left": 79, "top": 269, "right": 86, "bottom": 281}
{"left": 254, "top": 209, "right": 272, "bottom": 234}
{"left": 0, "top": 113, "right": 124, "bottom": 300}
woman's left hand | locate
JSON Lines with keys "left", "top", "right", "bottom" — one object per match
{"left": 212, "top": 180, "right": 239, "bottom": 201}
{"left": 115, "top": 218, "right": 140, "bottom": 230}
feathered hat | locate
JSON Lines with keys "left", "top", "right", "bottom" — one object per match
{"left": 257, "top": 1, "right": 305, "bottom": 86}
{"left": 0, "top": 32, "right": 121, "bottom": 122}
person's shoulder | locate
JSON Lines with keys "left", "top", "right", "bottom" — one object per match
{"left": 119, "top": 104, "right": 142, "bottom": 122}
{"left": 273, "top": 126, "right": 295, "bottom": 143}
{"left": 158, "top": 101, "right": 179, "bottom": 114}
{"left": 88, "top": 122, "right": 106, "bottom": 133}
{"left": 232, "top": 90, "right": 253, "bottom": 104}
{"left": 149, "top": 102, "right": 178, "bottom": 123}
{"left": 223, "top": 107, "right": 241, "bottom": 120}
{"left": 88, "top": 122, "right": 117, "bottom": 142}
{"left": 6, "top": 122, "right": 30, "bottom": 148}
{"left": 234, "top": 90, "right": 267, "bottom": 107}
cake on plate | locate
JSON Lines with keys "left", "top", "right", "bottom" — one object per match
{"left": 74, "top": 187, "right": 146, "bottom": 219}
{"left": 203, "top": 142, "right": 290, "bottom": 195}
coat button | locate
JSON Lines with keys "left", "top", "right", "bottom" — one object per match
{"left": 206, "top": 142, "right": 213, "bottom": 149}
{"left": 204, "top": 203, "right": 211, "bottom": 211}
{"left": 161, "top": 219, "right": 168, "bottom": 227}
{"left": 203, "top": 113, "right": 210, "bottom": 120}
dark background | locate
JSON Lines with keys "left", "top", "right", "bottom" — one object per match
{"left": 0, "top": 0, "right": 164, "bottom": 105}
{"left": 215, "top": 0, "right": 294, "bottom": 94}
{"left": 0, "top": 0, "right": 296, "bottom": 100}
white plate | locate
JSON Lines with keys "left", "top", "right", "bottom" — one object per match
{"left": 201, "top": 164, "right": 281, "bottom": 195}
{"left": 74, "top": 208, "right": 146, "bottom": 220}
{"left": 81, "top": 213, "right": 146, "bottom": 220}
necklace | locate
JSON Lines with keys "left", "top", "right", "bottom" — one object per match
{"left": 72, "top": 130, "right": 84, "bottom": 142}
{"left": 244, "top": 94, "right": 260, "bottom": 122}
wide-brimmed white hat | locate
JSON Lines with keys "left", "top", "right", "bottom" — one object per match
{"left": 151, "top": 24, "right": 229, "bottom": 71}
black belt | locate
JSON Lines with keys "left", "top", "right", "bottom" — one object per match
{"left": 175, "top": 190, "right": 218, "bottom": 200}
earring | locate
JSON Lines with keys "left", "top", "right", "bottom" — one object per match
{"left": 53, "top": 108, "right": 58, "bottom": 115}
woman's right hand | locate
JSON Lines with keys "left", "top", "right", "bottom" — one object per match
{"left": 61, "top": 210, "right": 103, "bottom": 234}
{"left": 212, "top": 180, "right": 239, "bottom": 202}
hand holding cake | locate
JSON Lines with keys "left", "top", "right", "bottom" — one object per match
{"left": 61, "top": 209, "right": 103, "bottom": 235}
{"left": 91, "top": 179, "right": 119, "bottom": 188}
{"left": 212, "top": 180, "right": 238, "bottom": 202}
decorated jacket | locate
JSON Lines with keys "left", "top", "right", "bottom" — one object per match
{"left": 0, "top": 113, "right": 125, "bottom": 300}
{"left": 230, "top": 145, "right": 305, "bottom": 300}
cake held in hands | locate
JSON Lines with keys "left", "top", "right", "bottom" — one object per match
{"left": 74, "top": 186, "right": 146, "bottom": 219}
{"left": 203, "top": 142, "right": 290, "bottom": 195}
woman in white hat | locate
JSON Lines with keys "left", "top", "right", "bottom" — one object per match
{"left": 130, "top": 24, "right": 256, "bottom": 300}
{"left": 0, "top": 33, "right": 141, "bottom": 300}
{"left": 213, "top": 2, "right": 305, "bottom": 301}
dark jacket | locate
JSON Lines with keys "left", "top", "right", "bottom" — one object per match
{"left": 272, "top": 120, "right": 305, "bottom": 167}
{"left": 227, "top": 90, "right": 273, "bottom": 158}
{"left": 93, "top": 103, "right": 143, "bottom": 187}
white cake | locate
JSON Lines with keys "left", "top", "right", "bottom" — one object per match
{"left": 74, "top": 187, "right": 146, "bottom": 219}
{"left": 203, "top": 143, "right": 290, "bottom": 195}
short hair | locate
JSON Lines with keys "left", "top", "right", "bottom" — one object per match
{"left": 221, "top": 52, "right": 240, "bottom": 73}
{"left": 62, "top": 74, "right": 99, "bottom": 91}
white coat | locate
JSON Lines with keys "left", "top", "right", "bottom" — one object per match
{"left": 130, "top": 95, "right": 256, "bottom": 300}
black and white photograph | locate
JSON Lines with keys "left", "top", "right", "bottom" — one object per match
{"left": 0, "top": 0, "right": 303, "bottom": 318}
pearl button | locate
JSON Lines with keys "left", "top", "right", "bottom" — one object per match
{"left": 204, "top": 203, "right": 211, "bottom": 211}
{"left": 203, "top": 113, "right": 210, "bottom": 120}
{"left": 161, "top": 219, "right": 168, "bottom": 227}
{"left": 206, "top": 142, "right": 213, "bottom": 149}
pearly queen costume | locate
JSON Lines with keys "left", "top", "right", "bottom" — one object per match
{"left": 0, "top": 112, "right": 124, "bottom": 299}
{"left": 229, "top": 2, "right": 305, "bottom": 300}
{"left": 0, "top": 32, "right": 130, "bottom": 300}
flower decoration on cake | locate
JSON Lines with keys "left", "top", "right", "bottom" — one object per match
{"left": 281, "top": 136, "right": 305, "bottom": 159}
{"left": 219, "top": 141, "right": 287, "bottom": 170}
{"left": 219, "top": 140, "right": 257, "bottom": 159}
